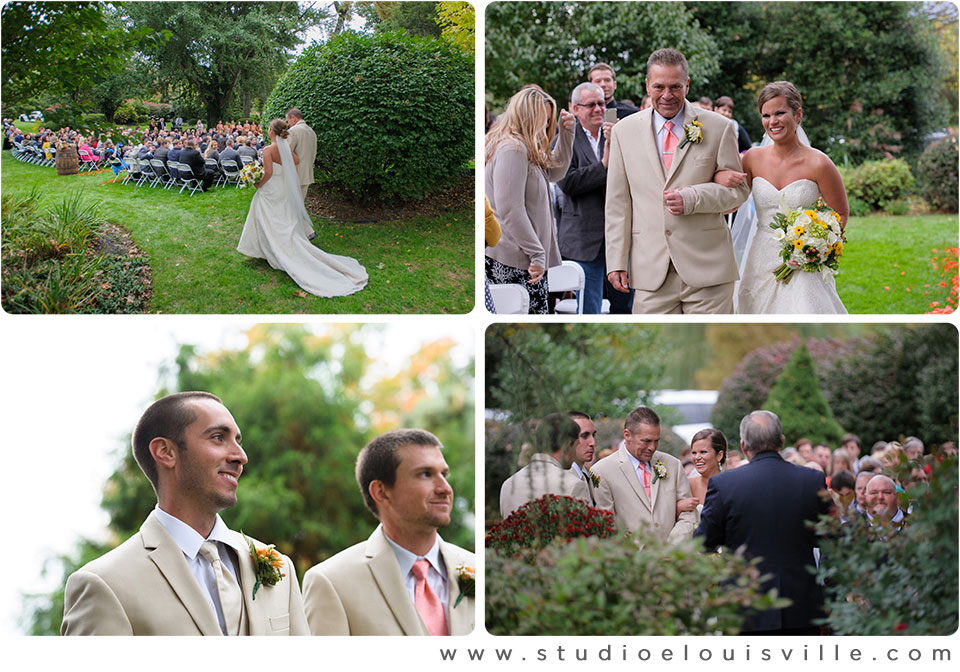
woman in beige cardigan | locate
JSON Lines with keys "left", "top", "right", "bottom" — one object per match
{"left": 484, "top": 87, "right": 574, "bottom": 314}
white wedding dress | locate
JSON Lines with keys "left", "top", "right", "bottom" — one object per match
{"left": 237, "top": 136, "right": 367, "bottom": 297}
{"left": 736, "top": 177, "right": 847, "bottom": 314}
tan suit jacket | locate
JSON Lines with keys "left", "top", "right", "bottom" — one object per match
{"left": 499, "top": 453, "right": 591, "bottom": 518}
{"left": 605, "top": 102, "right": 750, "bottom": 291}
{"left": 61, "top": 511, "right": 308, "bottom": 635}
{"left": 301, "top": 525, "right": 475, "bottom": 635}
{"left": 568, "top": 465, "right": 597, "bottom": 506}
{"left": 287, "top": 120, "right": 317, "bottom": 187}
{"left": 591, "top": 447, "right": 696, "bottom": 542}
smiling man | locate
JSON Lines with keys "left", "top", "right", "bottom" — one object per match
{"left": 302, "top": 429, "right": 475, "bottom": 636}
{"left": 62, "top": 392, "right": 308, "bottom": 635}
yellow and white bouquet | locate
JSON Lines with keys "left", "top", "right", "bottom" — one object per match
{"left": 239, "top": 162, "right": 263, "bottom": 188}
{"left": 769, "top": 196, "right": 846, "bottom": 283}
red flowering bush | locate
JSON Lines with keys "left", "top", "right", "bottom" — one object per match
{"left": 485, "top": 495, "right": 617, "bottom": 558}
{"left": 927, "top": 247, "right": 958, "bottom": 314}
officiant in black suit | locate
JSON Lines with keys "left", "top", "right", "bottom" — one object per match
{"left": 695, "top": 410, "right": 831, "bottom": 635}
{"left": 555, "top": 82, "right": 633, "bottom": 314}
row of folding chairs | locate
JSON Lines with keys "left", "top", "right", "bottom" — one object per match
{"left": 10, "top": 142, "right": 56, "bottom": 167}
{"left": 116, "top": 156, "right": 205, "bottom": 196}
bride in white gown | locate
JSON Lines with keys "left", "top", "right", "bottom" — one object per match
{"left": 732, "top": 82, "right": 849, "bottom": 314}
{"left": 237, "top": 118, "right": 367, "bottom": 297}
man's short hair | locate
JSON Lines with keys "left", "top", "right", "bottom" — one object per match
{"left": 535, "top": 413, "right": 580, "bottom": 456}
{"left": 831, "top": 470, "right": 856, "bottom": 492}
{"left": 355, "top": 429, "right": 443, "bottom": 518}
{"left": 132, "top": 391, "right": 223, "bottom": 493}
{"left": 698, "top": 96, "right": 712, "bottom": 107}
{"left": 185, "top": 138, "right": 197, "bottom": 149}
{"left": 646, "top": 48, "right": 689, "bottom": 80}
{"left": 571, "top": 82, "right": 604, "bottom": 105}
{"left": 739, "top": 410, "right": 783, "bottom": 454}
{"left": 587, "top": 62, "right": 616, "bottom": 81}
{"left": 858, "top": 455, "right": 883, "bottom": 473}
{"left": 841, "top": 432, "right": 861, "bottom": 448}
{"left": 624, "top": 406, "right": 660, "bottom": 434}
{"left": 568, "top": 410, "right": 592, "bottom": 422}
{"left": 715, "top": 95, "right": 734, "bottom": 109}
{"left": 286, "top": 107, "right": 304, "bottom": 120}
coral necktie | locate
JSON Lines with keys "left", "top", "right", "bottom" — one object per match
{"left": 199, "top": 541, "right": 242, "bottom": 636}
{"left": 663, "top": 121, "right": 678, "bottom": 170}
{"left": 412, "top": 559, "right": 448, "bottom": 636}
{"left": 639, "top": 462, "right": 652, "bottom": 498}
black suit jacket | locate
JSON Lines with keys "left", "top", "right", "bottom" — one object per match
{"left": 179, "top": 147, "right": 206, "bottom": 178}
{"left": 154, "top": 146, "right": 169, "bottom": 164}
{"left": 555, "top": 121, "right": 608, "bottom": 262}
{"left": 695, "top": 450, "right": 830, "bottom": 632}
{"left": 606, "top": 98, "right": 640, "bottom": 120}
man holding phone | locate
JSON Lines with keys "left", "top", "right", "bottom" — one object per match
{"left": 555, "top": 82, "right": 633, "bottom": 314}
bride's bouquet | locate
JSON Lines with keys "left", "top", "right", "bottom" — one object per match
{"left": 769, "top": 196, "right": 845, "bottom": 284}
{"left": 239, "top": 162, "right": 263, "bottom": 188}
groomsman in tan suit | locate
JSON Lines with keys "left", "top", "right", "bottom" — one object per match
{"left": 302, "top": 429, "right": 475, "bottom": 635}
{"left": 499, "top": 413, "right": 591, "bottom": 517}
{"left": 591, "top": 406, "right": 696, "bottom": 541}
{"left": 62, "top": 392, "right": 308, "bottom": 635}
{"left": 605, "top": 48, "right": 750, "bottom": 314}
{"left": 567, "top": 411, "right": 598, "bottom": 505}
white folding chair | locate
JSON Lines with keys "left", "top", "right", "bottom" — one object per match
{"left": 549, "top": 260, "right": 586, "bottom": 314}
{"left": 488, "top": 284, "right": 530, "bottom": 314}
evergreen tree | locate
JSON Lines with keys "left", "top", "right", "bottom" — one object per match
{"left": 762, "top": 342, "right": 845, "bottom": 446}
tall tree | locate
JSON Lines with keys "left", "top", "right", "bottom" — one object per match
{"left": 0, "top": 1, "right": 162, "bottom": 111}
{"left": 485, "top": 1, "right": 719, "bottom": 109}
{"left": 436, "top": 1, "right": 474, "bottom": 53}
{"left": 123, "top": 1, "right": 327, "bottom": 124}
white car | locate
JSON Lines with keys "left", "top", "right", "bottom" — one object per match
{"left": 651, "top": 389, "right": 719, "bottom": 446}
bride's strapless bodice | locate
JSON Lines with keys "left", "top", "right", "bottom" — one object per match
{"left": 737, "top": 177, "right": 847, "bottom": 314}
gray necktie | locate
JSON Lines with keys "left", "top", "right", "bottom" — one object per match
{"left": 199, "top": 540, "right": 242, "bottom": 636}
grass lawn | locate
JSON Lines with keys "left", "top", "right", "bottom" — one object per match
{"left": 837, "top": 214, "right": 958, "bottom": 314}
{"left": 1, "top": 153, "right": 474, "bottom": 313}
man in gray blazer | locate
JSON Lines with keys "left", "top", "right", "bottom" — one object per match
{"left": 557, "top": 82, "right": 633, "bottom": 314}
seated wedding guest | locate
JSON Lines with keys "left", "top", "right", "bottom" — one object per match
{"left": 238, "top": 136, "right": 259, "bottom": 163}
{"left": 864, "top": 474, "right": 907, "bottom": 532}
{"left": 593, "top": 406, "right": 696, "bottom": 541}
{"left": 696, "top": 410, "right": 831, "bottom": 635}
{"left": 167, "top": 138, "right": 183, "bottom": 179}
{"left": 588, "top": 62, "right": 640, "bottom": 119}
{"left": 204, "top": 139, "right": 220, "bottom": 162}
{"left": 220, "top": 138, "right": 243, "bottom": 170}
{"left": 154, "top": 138, "right": 170, "bottom": 165}
{"left": 485, "top": 87, "right": 574, "bottom": 314}
{"left": 567, "top": 411, "right": 598, "bottom": 505}
{"left": 853, "top": 470, "right": 876, "bottom": 516}
{"left": 903, "top": 436, "right": 924, "bottom": 461}
{"left": 62, "top": 392, "right": 308, "bottom": 635}
{"left": 181, "top": 138, "right": 214, "bottom": 191}
{"left": 500, "top": 413, "right": 590, "bottom": 517}
{"left": 713, "top": 96, "right": 752, "bottom": 153}
{"left": 302, "top": 429, "right": 474, "bottom": 636}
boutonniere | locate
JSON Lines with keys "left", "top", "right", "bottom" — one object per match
{"left": 453, "top": 563, "right": 475, "bottom": 608}
{"left": 587, "top": 469, "right": 600, "bottom": 488}
{"left": 651, "top": 460, "right": 667, "bottom": 484}
{"left": 678, "top": 119, "right": 703, "bottom": 149}
{"left": 242, "top": 532, "right": 285, "bottom": 600}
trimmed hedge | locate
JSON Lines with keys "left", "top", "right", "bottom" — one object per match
{"left": 263, "top": 30, "right": 474, "bottom": 201}
{"left": 916, "top": 136, "right": 959, "bottom": 212}
{"left": 840, "top": 159, "right": 915, "bottom": 211}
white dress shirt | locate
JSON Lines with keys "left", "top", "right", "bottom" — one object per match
{"left": 571, "top": 462, "right": 588, "bottom": 481}
{"left": 653, "top": 108, "right": 686, "bottom": 163}
{"left": 154, "top": 506, "right": 242, "bottom": 634}
{"left": 626, "top": 450, "right": 652, "bottom": 483}
{"left": 384, "top": 532, "right": 449, "bottom": 622}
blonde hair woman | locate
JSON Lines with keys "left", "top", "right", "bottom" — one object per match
{"left": 485, "top": 87, "right": 575, "bottom": 313}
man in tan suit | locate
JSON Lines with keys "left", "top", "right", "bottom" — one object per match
{"left": 567, "top": 411, "right": 598, "bottom": 505}
{"left": 592, "top": 406, "right": 696, "bottom": 542}
{"left": 605, "top": 48, "right": 750, "bottom": 314}
{"left": 285, "top": 107, "right": 317, "bottom": 202}
{"left": 62, "top": 392, "right": 308, "bottom": 635}
{"left": 302, "top": 429, "right": 474, "bottom": 635}
{"left": 499, "top": 413, "right": 591, "bottom": 518}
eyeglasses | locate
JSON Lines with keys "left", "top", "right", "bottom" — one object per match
{"left": 575, "top": 101, "right": 606, "bottom": 109}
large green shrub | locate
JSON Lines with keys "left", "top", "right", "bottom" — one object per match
{"left": 815, "top": 454, "right": 958, "bottom": 635}
{"left": 916, "top": 136, "right": 959, "bottom": 213}
{"left": 263, "top": 30, "right": 473, "bottom": 201}
{"left": 486, "top": 532, "right": 787, "bottom": 635}
{"left": 763, "top": 343, "right": 845, "bottom": 446}
{"left": 842, "top": 159, "right": 915, "bottom": 211}
{"left": 113, "top": 103, "right": 138, "bottom": 125}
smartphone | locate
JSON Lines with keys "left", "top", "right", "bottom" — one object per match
{"left": 605, "top": 108, "right": 618, "bottom": 123}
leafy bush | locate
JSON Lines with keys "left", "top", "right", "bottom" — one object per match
{"left": 916, "top": 136, "right": 959, "bottom": 213}
{"left": 882, "top": 198, "right": 909, "bottom": 216}
{"left": 487, "top": 532, "right": 787, "bottom": 635}
{"left": 847, "top": 196, "right": 871, "bottom": 217}
{"left": 843, "top": 159, "right": 915, "bottom": 211}
{"left": 763, "top": 342, "right": 845, "bottom": 446}
{"left": 128, "top": 99, "right": 150, "bottom": 120}
{"left": 143, "top": 100, "right": 172, "bottom": 118}
{"left": 42, "top": 104, "right": 82, "bottom": 130}
{"left": 815, "top": 453, "right": 958, "bottom": 635}
{"left": 486, "top": 495, "right": 617, "bottom": 558}
{"left": 263, "top": 30, "right": 473, "bottom": 201}
{"left": 113, "top": 103, "right": 139, "bottom": 125}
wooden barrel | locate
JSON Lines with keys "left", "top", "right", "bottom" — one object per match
{"left": 56, "top": 143, "right": 79, "bottom": 176}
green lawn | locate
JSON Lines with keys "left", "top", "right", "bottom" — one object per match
{"left": 837, "top": 214, "right": 958, "bottom": 314}
{"left": 1, "top": 153, "right": 474, "bottom": 313}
